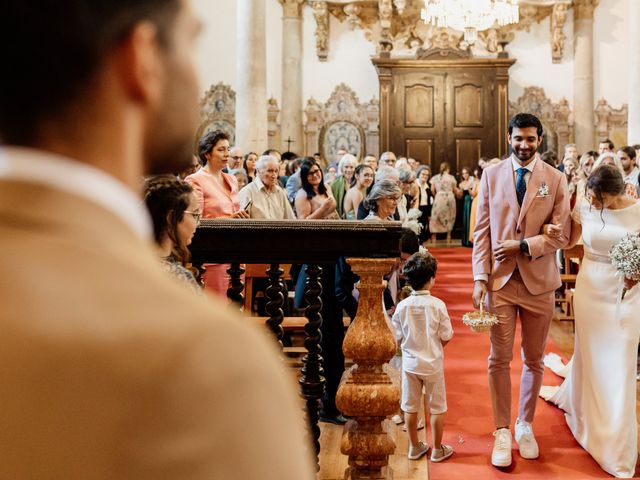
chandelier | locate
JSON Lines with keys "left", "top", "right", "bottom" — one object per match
{"left": 421, "top": 0, "right": 520, "bottom": 46}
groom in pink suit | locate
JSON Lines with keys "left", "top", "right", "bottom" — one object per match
{"left": 472, "top": 113, "right": 570, "bottom": 468}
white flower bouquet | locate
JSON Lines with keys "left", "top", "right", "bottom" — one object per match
{"left": 609, "top": 232, "right": 640, "bottom": 300}
{"left": 462, "top": 302, "right": 499, "bottom": 333}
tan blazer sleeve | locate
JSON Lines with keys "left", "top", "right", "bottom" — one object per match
{"left": 526, "top": 174, "right": 571, "bottom": 258}
{"left": 117, "top": 319, "right": 315, "bottom": 480}
{"left": 472, "top": 171, "right": 492, "bottom": 278}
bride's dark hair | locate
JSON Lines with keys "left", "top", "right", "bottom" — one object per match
{"left": 586, "top": 164, "right": 626, "bottom": 227}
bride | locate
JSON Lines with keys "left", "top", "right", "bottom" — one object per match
{"left": 540, "top": 164, "right": 640, "bottom": 478}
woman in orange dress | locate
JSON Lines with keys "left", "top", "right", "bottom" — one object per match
{"left": 186, "top": 130, "right": 249, "bottom": 298}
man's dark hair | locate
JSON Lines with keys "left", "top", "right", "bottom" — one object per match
{"left": 508, "top": 113, "right": 544, "bottom": 137}
{"left": 599, "top": 139, "right": 615, "bottom": 150}
{"left": 262, "top": 148, "right": 281, "bottom": 157}
{"left": 400, "top": 229, "right": 420, "bottom": 255}
{"left": 618, "top": 145, "right": 636, "bottom": 160}
{"left": 281, "top": 151, "right": 298, "bottom": 162}
{"left": 197, "top": 130, "right": 229, "bottom": 166}
{"left": 0, "top": 0, "right": 181, "bottom": 144}
{"left": 402, "top": 252, "right": 438, "bottom": 290}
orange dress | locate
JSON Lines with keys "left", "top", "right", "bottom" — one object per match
{"left": 186, "top": 168, "right": 241, "bottom": 298}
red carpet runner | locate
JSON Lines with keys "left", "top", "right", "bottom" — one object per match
{"left": 427, "top": 247, "right": 609, "bottom": 479}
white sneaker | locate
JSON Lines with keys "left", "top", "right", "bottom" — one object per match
{"left": 408, "top": 441, "right": 429, "bottom": 460}
{"left": 491, "top": 428, "right": 512, "bottom": 467}
{"left": 391, "top": 414, "right": 403, "bottom": 425}
{"left": 515, "top": 418, "right": 539, "bottom": 459}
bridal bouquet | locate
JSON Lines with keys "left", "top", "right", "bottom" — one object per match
{"left": 609, "top": 232, "right": 640, "bottom": 300}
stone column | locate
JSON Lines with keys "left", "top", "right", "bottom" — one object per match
{"left": 629, "top": 0, "right": 640, "bottom": 143}
{"left": 280, "top": 0, "right": 304, "bottom": 154}
{"left": 573, "top": 0, "right": 598, "bottom": 151}
{"left": 236, "top": 0, "right": 268, "bottom": 153}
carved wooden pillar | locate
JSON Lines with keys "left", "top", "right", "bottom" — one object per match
{"left": 336, "top": 258, "right": 399, "bottom": 480}
{"left": 265, "top": 263, "right": 286, "bottom": 345}
{"left": 299, "top": 263, "right": 325, "bottom": 471}
{"left": 226, "top": 263, "right": 245, "bottom": 308}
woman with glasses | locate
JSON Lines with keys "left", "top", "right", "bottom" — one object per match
{"left": 186, "top": 130, "right": 249, "bottom": 298}
{"left": 295, "top": 158, "right": 338, "bottom": 219}
{"left": 342, "top": 164, "right": 374, "bottom": 220}
{"left": 144, "top": 175, "right": 201, "bottom": 295}
{"left": 363, "top": 179, "right": 403, "bottom": 221}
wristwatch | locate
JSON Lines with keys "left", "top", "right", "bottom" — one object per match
{"left": 519, "top": 240, "right": 529, "bottom": 255}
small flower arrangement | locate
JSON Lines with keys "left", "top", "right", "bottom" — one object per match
{"left": 610, "top": 232, "right": 640, "bottom": 300}
{"left": 537, "top": 182, "right": 550, "bottom": 198}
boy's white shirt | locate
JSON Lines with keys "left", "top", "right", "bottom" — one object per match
{"left": 391, "top": 290, "right": 453, "bottom": 377}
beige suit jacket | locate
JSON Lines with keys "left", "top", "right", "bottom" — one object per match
{"left": 472, "top": 157, "right": 571, "bottom": 295}
{"left": 0, "top": 180, "right": 314, "bottom": 479}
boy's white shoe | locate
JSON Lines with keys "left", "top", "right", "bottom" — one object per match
{"left": 491, "top": 428, "right": 512, "bottom": 467}
{"left": 515, "top": 418, "right": 539, "bottom": 459}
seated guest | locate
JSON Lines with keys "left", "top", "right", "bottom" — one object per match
{"left": 144, "top": 175, "right": 201, "bottom": 295}
{"left": 364, "top": 154, "right": 378, "bottom": 171}
{"left": 243, "top": 152, "right": 258, "bottom": 183}
{"left": 325, "top": 162, "right": 339, "bottom": 185}
{"left": 363, "top": 179, "right": 402, "bottom": 221}
{"left": 239, "top": 155, "right": 295, "bottom": 219}
{"left": 280, "top": 151, "right": 298, "bottom": 188}
{"left": 286, "top": 157, "right": 305, "bottom": 204}
{"left": 228, "top": 146, "right": 243, "bottom": 170}
{"left": 357, "top": 165, "right": 401, "bottom": 220}
{"left": 228, "top": 167, "right": 248, "bottom": 190}
{"left": 185, "top": 130, "right": 249, "bottom": 298}
{"left": 592, "top": 151, "right": 639, "bottom": 198}
{"left": 295, "top": 159, "right": 338, "bottom": 219}
{"left": 342, "top": 164, "right": 374, "bottom": 219}
{"left": 178, "top": 154, "right": 200, "bottom": 180}
{"left": 331, "top": 154, "right": 358, "bottom": 218}
{"left": 380, "top": 151, "right": 397, "bottom": 167}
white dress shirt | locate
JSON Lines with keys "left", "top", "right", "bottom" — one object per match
{"left": 239, "top": 176, "right": 295, "bottom": 220}
{"left": 0, "top": 146, "right": 151, "bottom": 239}
{"left": 623, "top": 167, "right": 639, "bottom": 187}
{"left": 391, "top": 291, "right": 453, "bottom": 377}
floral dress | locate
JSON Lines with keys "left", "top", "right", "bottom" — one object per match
{"left": 429, "top": 173, "right": 457, "bottom": 233}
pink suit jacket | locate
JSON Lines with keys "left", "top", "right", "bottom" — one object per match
{"left": 472, "top": 156, "right": 571, "bottom": 296}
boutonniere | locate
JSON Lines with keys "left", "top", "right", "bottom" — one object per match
{"left": 537, "top": 182, "right": 550, "bottom": 198}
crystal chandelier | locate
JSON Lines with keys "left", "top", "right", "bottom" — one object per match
{"left": 421, "top": 0, "right": 519, "bottom": 46}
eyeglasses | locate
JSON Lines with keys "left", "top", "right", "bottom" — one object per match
{"left": 184, "top": 210, "right": 201, "bottom": 222}
{"left": 307, "top": 169, "right": 322, "bottom": 176}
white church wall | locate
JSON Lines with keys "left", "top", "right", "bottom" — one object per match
{"left": 593, "top": 0, "right": 628, "bottom": 109}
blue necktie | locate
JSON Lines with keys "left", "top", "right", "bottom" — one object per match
{"left": 516, "top": 167, "right": 527, "bottom": 206}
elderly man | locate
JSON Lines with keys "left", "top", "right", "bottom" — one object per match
{"left": 364, "top": 154, "right": 378, "bottom": 171}
{"left": 239, "top": 155, "right": 295, "bottom": 219}
{"left": 380, "top": 151, "right": 397, "bottom": 167}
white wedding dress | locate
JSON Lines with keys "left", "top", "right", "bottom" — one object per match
{"left": 541, "top": 198, "right": 640, "bottom": 478}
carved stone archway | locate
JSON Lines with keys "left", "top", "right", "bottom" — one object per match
{"left": 304, "top": 83, "right": 379, "bottom": 165}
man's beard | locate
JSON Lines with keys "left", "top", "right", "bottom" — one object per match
{"left": 513, "top": 146, "right": 537, "bottom": 162}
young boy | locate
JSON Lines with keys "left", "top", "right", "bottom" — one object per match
{"left": 391, "top": 252, "right": 454, "bottom": 462}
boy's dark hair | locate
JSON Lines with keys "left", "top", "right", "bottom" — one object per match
{"left": 508, "top": 113, "right": 544, "bottom": 137}
{"left": 0, "top": 0, "right": 181, "bottom": 144}
{"left": 402, "top": 252, "right": 438, "bottom": 290}
{"left": 400, "top": 229, "right": 420, "bottom": 255}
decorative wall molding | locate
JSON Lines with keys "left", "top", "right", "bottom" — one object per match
{"left": 197, "top": 83, "right": 281, "bottom": 150}
{"left": 304, "top": 83, "right": 380, "bottom": 163}
{"left": 307, "top": 0, "right": 577, "bottom": 63}
{"left": 509, "top": 86, "right": 572, "bottom": 154}
{"left": 197, "top": 82, "right": 237, "bottom": 145}
{"left": 510, "top": 87, "right": 629, "bottom": 154}
{"left": 595, "top": 99, "right": 628, "bottom": 146}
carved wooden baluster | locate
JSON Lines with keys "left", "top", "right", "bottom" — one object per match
{"left": 336, "top": 258, "right": 399, "bottom": 480}
{"left": 299, "top": 263, "right": 325, "bottom": 471}
{"left": 264, "top": 263, "right": 285, "bottom": 346}
{"left": 226, "top": 262, "right": 245, "bottom": 309}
